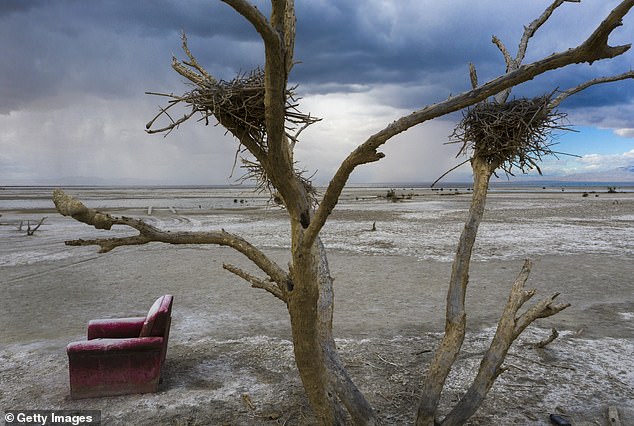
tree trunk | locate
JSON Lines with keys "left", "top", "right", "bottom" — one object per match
{"left": 288, "top": 238, "right": 341, "bottom": 424}
{"left": 315, "top": 239, "right": 378, "bottom": 425}
{"left": 440, "top": 262, "right": 532, "bottom": 426}
{"left": 416, "top": 158, "right": 492, "bottom": 426}
{"left": 288, "top": 227, "right": 377, "bottom": 425}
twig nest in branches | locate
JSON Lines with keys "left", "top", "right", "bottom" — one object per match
{"left": 452, "top": 96, "right": 567, "bottom": 175}
{"left": 148, "top": 63, "right": 319, "bottom": 152}
{"left": 147, "top": 40, "right": 322, "bottom": 204}
{"left": 202, "top": 69, "right": 267, "bottom": 135}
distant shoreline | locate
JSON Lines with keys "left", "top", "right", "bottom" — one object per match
{"left": 2, "top": 180, "right": 634, "bottom": 191}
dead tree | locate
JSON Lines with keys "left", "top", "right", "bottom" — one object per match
{"left": 17, "top": 217, "right": 47, "bottom": 236}
{"left": 27, "top": 217, "right": 47, "bottom": 236}
{"left": 54, "top": 1, "right": 634, "bottom": 424}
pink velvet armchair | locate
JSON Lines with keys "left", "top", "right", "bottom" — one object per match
{"left": 67, "top": 295, "right": 173, "bottom": 399}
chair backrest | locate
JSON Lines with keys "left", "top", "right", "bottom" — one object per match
{"left": 139, "top": 295, "right": 173, "bottom": 337}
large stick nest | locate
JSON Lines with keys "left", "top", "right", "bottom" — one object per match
{"left": 451, "top": 96, "right": 568, "bottom": 175}
{"left": 146, "top": 67, "right": 318, "bottom": 151}
{"left": 145, "top": 35, "right": 321, "bottom": 204}
{"left": 201, "top": 69, "right": 270, "bottom": 140}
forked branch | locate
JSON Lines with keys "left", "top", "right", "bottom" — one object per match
{"left": 221, "top": 0, "right": 277, "bottom": 46}
{"left": 441, "top": 260, "right": 569, "bottom": 425}
{"left": 416, "top": 158, "right": 493, "bottom": 426}
{"left": 26, "top": 217, "right": 47, "bottom": 236}
{"left": 495, "top": 0, "right": 580, "bottom": 103}
{"left": 517, "top": 0, "right": 581, "bottom": 66}
{"left": 52, "top": 189, "right": 290, "bottom": 299}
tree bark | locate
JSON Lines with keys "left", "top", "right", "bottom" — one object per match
{"left": 441, "top": 261, "right": 568, "bottom": 425}
{"left": 416, "top": 158, "right": 492, "bottom": 426}
{"left": 288, "top": 230, "right": 377, "bottom": 425}
{"left": 315, "top": 239, "right": 378, "bottom": 425}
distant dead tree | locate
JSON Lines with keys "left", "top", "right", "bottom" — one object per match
{"left": 18, "top": 217, "right": 47, "bottom": 236}
{"left": 54, "top": 1, "right": 634, "bottom": 424}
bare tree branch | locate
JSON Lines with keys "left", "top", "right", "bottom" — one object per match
{"left": 221, "top": 0, "right": 277, "bottom": 46}
{"left": 171, "top": 55, "right": 207, "bottom": 86}
{"left": 307, "top": 0, "right": 634, "bottom": 250}
{"left": 533, "top": 327, "right": 560, "bottom": 348}
{"left": 417, "top": 157, "right": 493, "bottom": 425}
{"left": 496, "top": 0, "right": 634, "bottom": 104}
{"left": 223, "top": 263, "right": 287, "bottom": 302}
{"left": 52, "top": 189, "right": 290, "bottom": 294}
{"left": 491, "top": 35, "right": 513, "bottom": 72}
{"left": 288, "top": 115, "right": 321, "bottom": 152}
{"left": 549, "top": 70, "right": 634, "bottom": 108}
{"left": 146, "top": 104, "right": 197, "bottom": 135}
{"left": 514, "top": 292, "right": 570, "bottom": 333}
{"left": 441, "top": 260, "right": 569, "bottom": 425}
{"left": 222, "top": 0, "right": 310, "bottom": 227}
{"left": 517, "top": 0, "right": 580, "bottom": 65}
{"left": 584, "top": 0, "right": 634, "bottom": 60}
{"left": 495, "top": 0, "right": 581, "bottom": 103}
{"left": 431, "top": 158, "right": 472, "bottom": 188}
{"left": 179, "top": 32, "right": 216, "bottom": 84}
{"left": 26, "top": 217, "right": 47, "bottom": 236}
{"left": 468, "top": 62, "right": 478, "bottom": 89}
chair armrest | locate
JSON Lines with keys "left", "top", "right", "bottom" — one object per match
{"left": 87, "top": 317, "right": 146, "bottom": 340}
{"left": 67, "top": 337, "right": 164, "bottom": 354}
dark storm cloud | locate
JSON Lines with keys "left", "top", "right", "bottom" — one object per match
{"left": 0, "top": 0, "right": 260, "bottom": 113}
{"left": 2, "top": 0, "right": 632, "bottom": 114}
{"left": 287, "top": 0, "right": 634, "bottom": 110}
{"left": 293, "top": 1, "right": 501, "bottom": 88}
{"left": 2, "top": 1, "right": 633, "bottom": 185}
{"left": 0, "top": 0, "right": 47, "bottom": 16}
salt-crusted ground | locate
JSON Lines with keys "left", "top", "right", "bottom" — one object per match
{"left": 1, "top": 188, "right": 633, "bottom": 424}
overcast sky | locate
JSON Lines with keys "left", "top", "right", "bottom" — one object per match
{"left": 1, "top": 0, "right": 634, "bottom": 185}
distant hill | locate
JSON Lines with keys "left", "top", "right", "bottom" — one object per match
{"left": 3, "top": 176, "right": 166, "bottom": 186}
{"left": 488, "top": 165, "right": 634, "bottom": 184}
{"left": 557, "top": 165, "right": 634, "bottom": 182}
